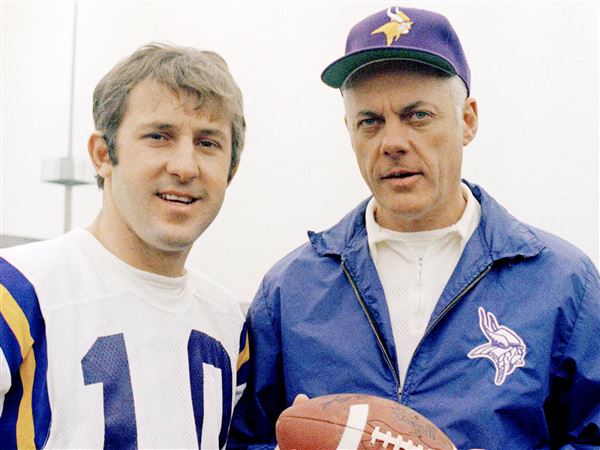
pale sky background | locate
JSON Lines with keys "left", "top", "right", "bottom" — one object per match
{"left": 1, "top": 1, "right": 598, "bottom": 304}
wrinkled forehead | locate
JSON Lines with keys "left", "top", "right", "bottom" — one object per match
{"left": 341, "top": 67, "right": 463, "bottom": 119}
{"left": 342, "top": 71, "right": 453, "bottom": 104}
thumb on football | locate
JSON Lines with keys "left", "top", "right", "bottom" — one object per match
{"left": 292, "top": 394, "right": 309, "bottom": 405}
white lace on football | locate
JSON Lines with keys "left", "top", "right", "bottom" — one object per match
{"left": 370, "top": 426, "right": 432, "bottom": 450}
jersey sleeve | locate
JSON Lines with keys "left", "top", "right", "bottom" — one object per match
{"left": 0, "top": 257, "right": 51, "bottom": 449}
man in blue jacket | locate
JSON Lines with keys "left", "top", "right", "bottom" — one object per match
{"left": 228, "top": 6, "right": 600, "bottom": 450}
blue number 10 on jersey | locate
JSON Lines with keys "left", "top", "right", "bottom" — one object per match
{"left": 82, "top": 331, "right": 232, "bottom": 450}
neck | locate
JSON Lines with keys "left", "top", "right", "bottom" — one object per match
{"left": 88, "top": 213, "right": 189, "bottom": 278}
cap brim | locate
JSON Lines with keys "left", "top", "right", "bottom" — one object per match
{"left": 321, "top": 48, "right": 457, "bottom": 88}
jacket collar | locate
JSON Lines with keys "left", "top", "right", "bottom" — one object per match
{"left": 308, "top": 197, "right": 370, "bottom": 257}
{"left": 308, "top": 180, "right": 545, "bottom": 262}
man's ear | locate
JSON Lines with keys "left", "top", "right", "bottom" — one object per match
{"left": 462, "top": 97, "right": 478, "bottom": 146}
{"left": 88, "top": 131, "right": 112, "bottom": 178}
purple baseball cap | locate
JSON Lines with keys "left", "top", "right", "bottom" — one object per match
{"left": 321, "top": 6, "right": 471, "bottom": 94}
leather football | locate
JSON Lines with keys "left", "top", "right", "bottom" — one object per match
{"left": 275, "top": 393, "right": 456, "bottom": 450}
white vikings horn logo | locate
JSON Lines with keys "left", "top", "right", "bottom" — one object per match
{"left": 468, "top": 307, "right": 526, "bottom": 386}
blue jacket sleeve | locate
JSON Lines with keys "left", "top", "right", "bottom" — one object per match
{"left": 555, "top": 260, "right": 600, "bottom": 449}
{"left": 227, "top": 281, "right": 286, "bottom": 450}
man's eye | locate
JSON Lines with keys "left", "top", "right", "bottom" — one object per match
{"left": 407, "top": 111, "right": 430, "bottom": 121}
{"left": 358, "top": 117, "right": 381, "bottom": 127}
{"left": 198, "top": 139, "right": 221, "bottom": 149}
{"left": 146, "top": 133, "right": 167, "bottom": 140}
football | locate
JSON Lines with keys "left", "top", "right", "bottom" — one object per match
{"left": 275, "top": 393, "right": 456, "bottom": 450}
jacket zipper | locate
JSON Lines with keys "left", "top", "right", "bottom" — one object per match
{"left": 401, "top": 263, "right": 493, "bottom": 400}
{"left": 341, "top": 261, "right": 401, "bottom": 400}
{"left": 343, "top": 260, "right": 493, "bottom": 401}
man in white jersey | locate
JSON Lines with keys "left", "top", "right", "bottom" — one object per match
{"left": 0, "top": 43, "right": 249, "bottom": 449}
{"left": 228, "top": 6, "right": 600, "bottom": 450}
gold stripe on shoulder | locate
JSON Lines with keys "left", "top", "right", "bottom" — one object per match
{"left": 236, "top": 330, "right": 250, "bottom": 371}
{"left": 0, "top": 284, "right": 37, "bottom": 448}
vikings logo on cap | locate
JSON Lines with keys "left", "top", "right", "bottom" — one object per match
{"left": 371, "top": 6, "right": 413, "bottom": 46}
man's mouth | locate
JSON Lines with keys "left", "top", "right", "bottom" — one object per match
{"left": 157, "top": 192, "right": 198, "bottom": 205}
{"left": 381, "top": 170, "right": 421, "bottom": 180}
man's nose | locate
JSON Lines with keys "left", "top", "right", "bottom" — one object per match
{"left": 380, "top": 118, "right": 410, "bottom": 156}
{"left": 166, "top": 139, "right": 200, "bottom": 182}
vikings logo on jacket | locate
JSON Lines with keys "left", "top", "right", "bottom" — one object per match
{"left": 468, "top": 307, "right": 527, "bottom": 386}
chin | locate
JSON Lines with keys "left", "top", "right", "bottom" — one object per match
{"left": 144, "top": 229, "right": 200, "bottom": 253}
{"left": 140, "top": 218, "right": 213, "bottom": 251}
{"left": 161, "top": 233, "right": 201, "bottom": 250}
{"left": 382, "top": 200, "right": 426, "bottom": 216}
{"left": 161, "top": 240, "right": 196, "bottom": 253}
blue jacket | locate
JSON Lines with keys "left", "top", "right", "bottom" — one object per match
{"left": 228, "top": 182, "right": 600, "bottom": 450}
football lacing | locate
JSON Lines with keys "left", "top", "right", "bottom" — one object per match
{"left": 370, "top": 426, "right": 431, "bottom": 450}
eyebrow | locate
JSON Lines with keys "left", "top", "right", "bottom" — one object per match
{"left": 356, "top": 101, "right": 431, "bottom": 118}
{"left": 140, "top": 122, "right": 228, "bottom": 139}
{"left": 399, "top": 101, "right": 429, "bottom": 113}
{"left": 356, "top": 111, "right": 381, "bottom": 117}
{"left": 138, "top": 122, "right": 177, "bottom": 131}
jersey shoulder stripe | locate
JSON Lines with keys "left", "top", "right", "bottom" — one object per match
{"left": 236, "top": 322, "right": 250, "bottom": 386}
{"left": 0, "top": 257, "right": 50, "bottom": 449}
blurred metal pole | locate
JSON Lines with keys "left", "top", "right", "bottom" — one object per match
{"left": 64, "top": 1, "right": 78, "bottom": 233}
{"left": 41, "top": 2, "right": 92, "bottom": 233}
{"left": 64, "top": 186, "right": 73, "bottom": 232}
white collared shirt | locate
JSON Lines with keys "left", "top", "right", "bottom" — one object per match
{"left": 365, "top": 183, "right": 481, "bottom": 384}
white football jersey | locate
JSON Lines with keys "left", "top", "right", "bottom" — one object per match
{"left": 0, "top": 229, "right": 249, "bottom": 449}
